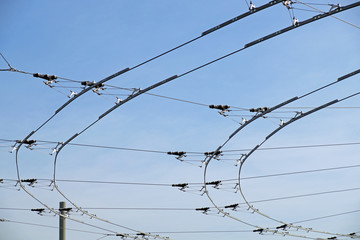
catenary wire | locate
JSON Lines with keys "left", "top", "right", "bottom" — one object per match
{"left": 296, "top": 0, "right": 360, "bottom": 29}
{"left": 236, "top": 91, "right": 360, "bottom": 238}
{"left": 203, "top": 69, "right": 360, "bottom": 239}
{"left": 12, "top": 4, "right": 360, "bottom": 239}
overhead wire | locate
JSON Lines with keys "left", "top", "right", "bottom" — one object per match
{"left": 296, "top": 0, "right": 360, "bottom": 29}
{"left": 235, "top": 90, "right": 360, "bottom": 237}
{"left": 8, "top": 2, "right": 359, "bottom": 238}
{"left": 203, "top": 69, "right": 360, "bottom": 239}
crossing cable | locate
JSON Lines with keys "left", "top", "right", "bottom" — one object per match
{"left": 3, "top": 163, "right": 360, "bottom": 188}
{"left": 202, "top": 70, "right": 360, "bottom": 239}
{"left": 236, "top": 91, "right": 360, "bottom": 238}
{"left": 296, "top": 0, "right": 360, "bottom": 29}
{"left": 13, "top": 3, "right": 360, "bottom": 238}
{"left": 2, "top": 138, "right": 360, "bottom": 156}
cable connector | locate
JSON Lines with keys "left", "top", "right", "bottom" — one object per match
{"left": 224, "top": 203, "right": 239, "bottom": 210}
{"left": 209, "top": 105, "right": 230, "bottom": 111}
{"left": 167, "top": 151, "right": 187, "bottom": 161}
{"left": 205, "top": 180, "right": 221, "bottom": 189}
{"left": 249, "top": 107, "right": 269, "bottom": 113}
{"left": 20, "top": 178, "right": 37, "bottom": 186}
{"left": 167, "top": 151, "right": 186, "bottom": 156}
{"left": 81, "top": 81, "right": 96, "bottom": 87}
{"left": 195, "top": 207, "right": 210, "bottom": 214}
{"left": 31, "top": 208, "right": 45, "bottom": 215}
{"left": 249, "top": 1, "right": 256, "bottom": 11}
{"left": 204, "top": 150, "right": 223, "bottom": 160}
{"left": 115, "top": 233, "right": 129, "bottom": 239}
{"left": 33, "top": 73, "right": 57, "bottom": 81}
{"left": 327, "top": 237, "right": 337, "bottom": 240}
{"left": 171, "top": 183, "right": 188, "bottom": 191}
{"left": 16, "top": 139, "right": 36, "bottom": 145}
{"left": 59, "top": 207, "right": 72, "bottom": 212}
{"left": 282, "top": 0, "right": 293, "bottom": 9}
{"left": 253, "top": 228, "right": 264, "bottom": 234}
{"left": 276, "top": 224, "right": 288, "bottom": 230}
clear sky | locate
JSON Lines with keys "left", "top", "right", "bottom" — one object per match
{"left": 0, "top": 1, "right": 359, "bottom": 240}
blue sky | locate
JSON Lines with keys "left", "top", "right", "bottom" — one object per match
{"left": 0, "top": 1, "right": 359, "bottom": 240}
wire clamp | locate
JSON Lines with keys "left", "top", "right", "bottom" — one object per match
{"left": 68, "top": 90, "right": 77, "bottom": 98}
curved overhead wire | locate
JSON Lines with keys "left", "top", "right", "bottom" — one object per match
{"left": 203, "top": 70, "right": 360, "bottom": 239}
{"left": 236, "top": 91, "right": 360, "bottom": 238}
{"left": 12, "top": 3, "right": 360, "bottom": 239}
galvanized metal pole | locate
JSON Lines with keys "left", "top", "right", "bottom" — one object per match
{"left": 59, "top": 201, "right": 66, "bottom": 240}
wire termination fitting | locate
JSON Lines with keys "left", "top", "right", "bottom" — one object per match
{"left": 33, "top": 73, "right": 57, "bottom": 81}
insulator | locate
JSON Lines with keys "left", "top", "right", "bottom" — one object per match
{"left": 167, "top": 151, "right": 186, "bottom": 156}
{"left": 276, "top": 224, "right": 287, "bottom": 230}
{"left": 224, "top": 203, "right": 239, "bottom": 209}
{"left": 16, "top": 139, "right": 36, "bottom": 144}
{"left": 81, "top": 81, "right": 96, "bottom": 86}
{"left": 204, "top": 151, "right": 221, "bottom": 156}
{"left": 171, "top": 183, "right": 188, "bottom": 188}
{"left": 206, "top": 180, "right": 221, "bottom": 186}
{"left": 209, "top": 104, "right": 230, "bottom": 110}
{"left": 59, "top": 207, "right": 72, "bottom": 212}
{"left": 21, "top": 178, "right": 37, "bottom": 183}
{"left": 195, "top": 207, "right": 210, "bottom": 212}
{"left": 33, "top": 73, "right": 57, "bottom": 80}
{"left": 31, "top": 208, "right": 45, "bottom": 213}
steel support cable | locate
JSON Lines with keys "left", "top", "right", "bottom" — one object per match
{"left": 237, "top": 94, "right": 360, "bottom": 238}
{"left": 203, "top": 70, "right": 360, "bottom": 239}
{"left": 3, "top": 163, "right": 360, "bottom": 187}
{"left": 3, "top": 137, "right": 360, "bottom": 155}
{"left": 0, "top": 219, "right": 111, "bottom": 236}
{"left": 13, "top": 4, "right": 359, "bottom": 238}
